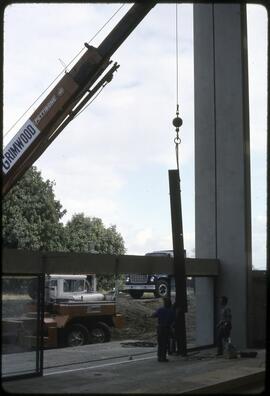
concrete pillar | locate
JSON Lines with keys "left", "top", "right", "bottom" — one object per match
{"left": 195, "top": 277, "right": 214, "bottom": 347}
{"left": 194, "top": 4, "right": 252, "bottom": 349}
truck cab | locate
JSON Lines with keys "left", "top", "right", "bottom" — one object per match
{"left": 125, "top": 250, "right": 174, "bottom": 299}
{"left": 125, "top": 250, "right": 189, "bottom": 299}
{"left": 45, "top": 274, "right": 104, "bottom": 303}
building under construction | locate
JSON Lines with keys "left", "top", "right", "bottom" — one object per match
{"left": 2, "top": 2, "right": 267, "bottom": 393}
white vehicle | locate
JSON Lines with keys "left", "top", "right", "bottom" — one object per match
{"left": 3, "top": 274, "right": 124, "bottom": 349}
{"left": 44, "top": 274, "right": 104, "bottom": 302}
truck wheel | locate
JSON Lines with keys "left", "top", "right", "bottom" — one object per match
{"left": 66, "top": 324, "right": 89, "bottom": 347}
{"left": 129, "top": 290, "right": 144, "bottom": 299}
{"left": 154, "top": 279, "right": 169, "bottom": 298}
{"left": 89, "top": 322, "right": 111, "bottom": 343}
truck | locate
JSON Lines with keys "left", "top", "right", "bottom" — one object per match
{"left": 2, "top": 273, "right": 124, "bottom": 349}
{"left": 125, "top": 272, "right": 170, "bottom": 299}
{"left": 125, "top": 250, "right": 190, "bottom": 299}
{"left": 125, "top": 250, "right": 173, "bottom": 299}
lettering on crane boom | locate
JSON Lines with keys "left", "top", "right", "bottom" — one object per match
{"left": 2, "top": 77, "right": 76, "bottom": 175}
{"left": 33, "top": 93, "right": 59, "bottom": 125}
{"left": 2, "top": 46, "right": 103, "bottom": 177}
{"left": 2, "top": 120, "right": 41, "bottom": 174}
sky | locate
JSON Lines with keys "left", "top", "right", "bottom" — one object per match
{"left": 3, "top": 2, "right": 267, "bottom": 269}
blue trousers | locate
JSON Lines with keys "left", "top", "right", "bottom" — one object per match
{"left": 157, "top": 326, "right": 170, "bottom": 361}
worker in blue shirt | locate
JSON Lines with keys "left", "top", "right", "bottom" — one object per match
{"left": 216, "top": 296, "right": 232, "bottom": 355}
{"left": 152, "top": 297, "right": 175, "bottom": 362}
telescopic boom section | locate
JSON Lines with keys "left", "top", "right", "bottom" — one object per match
{"left": 98, "top": 1, "right": 156, "bottom": 59}
{"left": 2, "top": 2, "right": 156, "bottom": 196}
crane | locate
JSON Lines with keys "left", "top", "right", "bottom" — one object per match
{"left": 2, "top": 2, "right": 156, "bottom": 196}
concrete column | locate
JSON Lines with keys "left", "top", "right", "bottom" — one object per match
{"left": 195, "top": 277, "right": 214, "bottom": 347}
{"left": 194, "top": 4, "right": 252, "bottom": 349}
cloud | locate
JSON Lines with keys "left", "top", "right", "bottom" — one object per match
{"left": 61, "top": 197, "right": 119, "bottom": 225}
{"left": 124, "top": 227, "right": 195, "bottom": 258}
{"left": 36, "top": 156, "right": 125, "bottom": 205}
{"left": 124, "top": 226, "right": 172, "bottom": 256}
{"left": 247, "top": 5, "right": 267, "bottom": 154}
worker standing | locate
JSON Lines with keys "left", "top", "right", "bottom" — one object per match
{"left": 168, "top": 302, "right": 181, "bottom": 355}
{"left": 151, "top": 298, "right": 175, "bottom": 362}
{"left": 216, "top": 296, "right": 232, "bottom": 356}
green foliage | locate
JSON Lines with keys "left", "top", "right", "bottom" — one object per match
{"left": 64, "top": 213, "right": 126, "bottom": 290}
{"left": 2, "top": 166, "right": 67, "bottom": 251}
{"left": 2, "top": 167, "right": 126, "bottom": 291}
{"left": 64, "top": 213, "right": 125, "bottom": 255}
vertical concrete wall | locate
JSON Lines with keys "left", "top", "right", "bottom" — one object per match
{"left": 194, "top": 4, "right": 252, "bottom": 349}
{"left": 195, "top": 277, "right": 214, "bottom": 346}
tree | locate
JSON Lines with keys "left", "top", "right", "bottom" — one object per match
{"left": 2, "top": 166, "right": 67, "bottom": 251}
{"left": 2, "top": 168, "right": 126, "bottom": 290}
{"left": 64, "top": 213, "right": 126, "bottom": 290}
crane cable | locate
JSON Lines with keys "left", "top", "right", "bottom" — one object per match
{"left": 172, "top": 2, "right": 183, "bottom": 171}
{"left": 175, "top": 2, "right": 179, "bottom": 110}
{"left": 4, "top": 3, "right": 127, "bottom": 140}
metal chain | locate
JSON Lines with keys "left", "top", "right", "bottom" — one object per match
{"left": 174, "top": 139, "right": 181, "bottom": 171}
{"left": 173, "top": 105, "right": 182, "bottom": 171}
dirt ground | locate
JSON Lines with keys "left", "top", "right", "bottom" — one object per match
{"left": 112, "top": 289, "right": 196, "bottom": 344}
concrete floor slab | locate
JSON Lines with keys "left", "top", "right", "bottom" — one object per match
{"left": 2, "top": 341, "right": 266, "bottom": 394}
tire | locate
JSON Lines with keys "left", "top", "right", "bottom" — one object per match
{"left": 129, "top": 290, "right": 144, "bottom": 299}
{"left": 66, "top": 324, "right": 89, "bottom": 347}
{"left": 89, "top": 322, "right": 111, "bottom": 343}
{"left": 154, "top": 279, "right": 169, "bottom": 298}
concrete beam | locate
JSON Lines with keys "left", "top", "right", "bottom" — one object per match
{"left": 2, "top": 248, "right": 219, "bottom": 277}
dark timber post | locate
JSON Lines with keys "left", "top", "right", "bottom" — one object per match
{"left": 169, "top": 169, "right": 187, "bottom": 356}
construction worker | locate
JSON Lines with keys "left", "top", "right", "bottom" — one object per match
{"left": 216, "top": 295, "right": 232, "bottom": 356}
{"left": 168, "top": 302, "right": 178, "bottom": 355}
{"left": 151, "top": 297, "right": 175, "bottom": 362}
